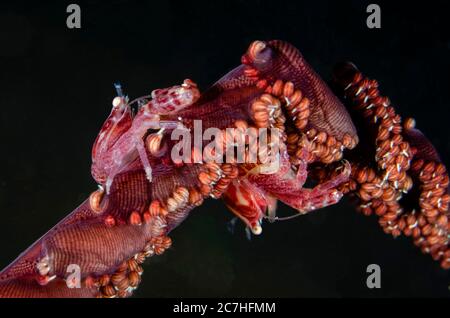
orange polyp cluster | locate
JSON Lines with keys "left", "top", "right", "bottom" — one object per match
{"left": 197, "top": 161, "right": 239, "bottom": 199}
{"left": 294, "top": 129, "right": 356, "bottom": 164}
{"left": 342, "top": 73, "right": 413, "bottom": 193}
{"left": 250, "top": 94, "right": 281, "bottom": 129}
{"left": 405, "top": 159, "right": 450, "bottom": 268}
{"left": 92, "top": 234, "right": 172, "bottom": 298}
{"left": 266, "top": 79, "right": 310, "bottom": 132}
{"left": 259, "top": 77, "right": 357, "bottom": 165}
{"left": 5, "top": 40, "right": 450, "bottom": 299}
{"left": 332, "top": 63, "right": 450, "bottom": 269}
{"left": 87, "top": 53, "right": 450, "bottom": 297}
{"left": 206, "top": 162, "right": 229, "bottom": 199}
{"left": 88, "top": 209, "right": 172, "bottom": 298}
{"left": 242, "top": 42, "right": 358, "bottom": 167}
{"left": 331, "top": 67, "right": 412, "bottom": 231}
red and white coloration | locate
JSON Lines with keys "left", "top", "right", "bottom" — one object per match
{"left": 0, "top": 40, "right": 448, "bottom": 298}
{"left": 223, "top": 148, "right": 350, "bottom": 234}
{"left": 91, "top": 79, "right": 200, "bottom": 193}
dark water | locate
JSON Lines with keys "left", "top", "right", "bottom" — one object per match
{"left": 0, "top": 0, "right": 449, "bottom": 297}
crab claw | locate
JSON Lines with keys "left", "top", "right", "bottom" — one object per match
{"left": 149, "top": 79, "right": 200, "bottom": 114}
{"left": 91, "top": 95, "right": 133, "bottom": 184}
{"left": 222, "top": 179, "right": 271, "bottom": 235}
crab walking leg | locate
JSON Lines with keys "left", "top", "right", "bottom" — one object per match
{"left": 260, "top": 162, "right": 350, "bottom": 213}
{"left": 102, "top": 112, "right": 161, "bottom": 193}
{"left": 222, "top": 147, "right": 349, "bottom": 232}
{"left": 223, "top": 160, "right": 349, "bottom": 233}
{"left": 277, "top": 184, "right": 344, "bottom": 214}
{"left": 136, "top": 135, "right": 153, "bottom": 182}
{"left": 245, "top": 148, "right": 351, "bottom": 215}
{"left": 127, "top": 79, "right": 200, "bottom": 183}
{"left": 223, "top": 179, "right": 270, "bottom": 234}
{"left": 308, "top": 162, "right": 351, "bottom": 198}
{"left": 91, "top": 96, "right": 133, "bottom": 185}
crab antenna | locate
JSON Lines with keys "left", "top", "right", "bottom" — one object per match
{"left": 128, "top": 95, "right": 152, "bottom": 108}
{"left": 114, "top": 82, "right": 124, "bottom": 97}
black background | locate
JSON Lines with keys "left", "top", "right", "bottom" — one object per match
{"left": 0, "top": 0, "right": 449, "bottom": 297}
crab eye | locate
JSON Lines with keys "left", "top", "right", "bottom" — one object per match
{"left": 251, "top": 222, "right": 263, "bottom": 235}
{"left": 112, "top": 96, "right": 124, "bottom": 108}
